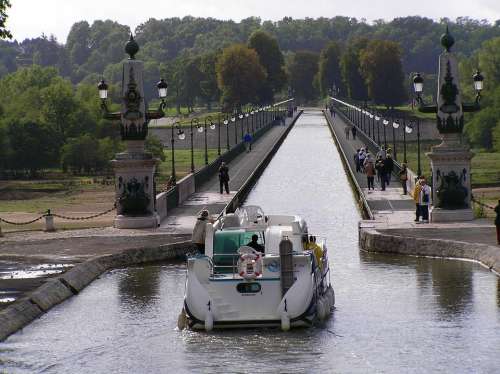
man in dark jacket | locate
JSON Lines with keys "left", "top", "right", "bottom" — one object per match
{"left": 495, "top": 199, "right": 500, "bottom": 244}
{"left": 218, "top": 162, "right": 230, "bottom": 194}
{"left": 384, "top": 155, "right": 394, "bottom": 186}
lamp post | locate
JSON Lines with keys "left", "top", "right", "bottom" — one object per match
{"left": 224, "top": 115, "right": 230, "bottom": 151}
{"left": 382, "top": 118, "right": 389, "bottom": 148}
{"left": 416, "top": 117, "right": 422, "bottom": 176}
{"left": 190, "top": 118, "right": 199, "bottom": 173}
{"left": 232, "top": 113, "right": 237, "bottom": 145}
{"left": 170, "top": 122, "right": 185, "bottom": 185}
{"left": 403, "top": 120, "right": 412, "bottom": 164}
{"left": 375, "top": 114, "right": 381, "bottom": 144}
{"left": 239, "top": 112, "right": 244, "bottom": 141}
{"left": 412, "top": 26, "right": 485, "bottom": 221}
{"left": 392, "top": 119, "right": 399, "bottom": 160}
{"left": 204, "top": 116, "right": 215, "bottom": 165}
{"left": 216, "top": 114, "right": 221, "bottom": 156}
{"left": 97, "top": 34, "right": 168, "bottom": 229}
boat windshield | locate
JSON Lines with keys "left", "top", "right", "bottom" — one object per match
{"left": 213, "top": 230, "right": 264, "bottom": 273}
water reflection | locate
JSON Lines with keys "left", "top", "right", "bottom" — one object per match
{"left": 359, "top": 250, "right": 474, "bottom": 317}
{"left": 118, "top": 266, "right": 162, "bottom": 308}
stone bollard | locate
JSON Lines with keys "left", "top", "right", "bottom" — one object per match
{"left": 45, "top": 210, "right": 55, "bottom": 232}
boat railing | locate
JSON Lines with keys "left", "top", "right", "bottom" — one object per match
{"left": 211, "top": 253, "right": 240, "bottom": 277}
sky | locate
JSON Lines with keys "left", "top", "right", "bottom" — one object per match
{"left": 6, "top": 0, "right": 500, "bottom": 43}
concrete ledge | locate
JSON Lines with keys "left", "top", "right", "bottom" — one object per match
{"left": 360, "top": 228, "right": 500, "bottom": 274}
{"left": 29, "top": 278, "right": 74, "bottom": 311}
{"left": 0, "top": 240, "right": 193, "bottom": 342}
{"left": 0, "top": 299, "right": 43, "bottom": 341}
{"left": 177, "top": 174, "right": 195, "bottom": 204}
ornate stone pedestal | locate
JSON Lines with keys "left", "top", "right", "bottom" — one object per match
{"left": 427, "top": 133, "right": 474, "bottom": 222}
{"left": 112, "top": 142, "right": 159, "bottom": 229}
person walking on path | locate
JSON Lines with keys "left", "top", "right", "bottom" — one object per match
{"left": 344, "top": 125, "right": 350, "bottom": 139}
{"left": 364, "top": 155, "right": 376, "bottom": 191}
{"left": 192, "top": 209, "right": 213, "bottom": 254}
{"left": 243, "top": 132, "right": 252, "bottom": 152}
{"left": 494, "top": 200, "right": 500, "bottom": 244}
{"left": 376, "top": 157, "right": 386, "bottom": 190}
{"left": 358, "top": 148, "right": 366, "bottom": 173}
{"left": 218, "top": 161, "right": 230, "bottom": 194}
{"left": 399, "top": 163, "right": 409, "bottom": 195}
{"left": 384, "top": 154, "right": 394, "bottom": 186}
{"left": 418, "top": 178, "right": 432, "bottom": 223}
{"left": 354, "top": 149, "right": 361, "bottom": 172}
{"left": 376, "top": 145, "right": 387, "bottom": 160}
{"left": 351, "top": 126, "right": 357, "bottom": 140}
{"left": 413, "top": 176, "right": 422, "bottom": 222}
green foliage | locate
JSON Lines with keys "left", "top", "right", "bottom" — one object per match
{"left": 145, "top": 135, "right": 166, "bottom": 161}
{"left": 360, "top": 40, "right": 407, "bottom": 107}
{"left": 216, "top": 44, "right": 266, "bottom": 111}
{"left": 289, "top": 51, "right": 319, "bottom": 101}
{"left": 0, "top": 0, "right": 11, "bottom": 39}
{"left": 340, "top": 38, "right": 369, "bottom": 101}
{"left": 318, "top": 41, "right": 344, "bottom": 97}
{"left": 248, "top": 30, "right": 287, "bottom": 103}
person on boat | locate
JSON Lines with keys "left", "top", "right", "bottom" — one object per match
{"left": 218, "top": 162, "right": 230, "bottom": 194}
{"left": 307, "top": 235, "right": 323, "bottom": 269}
{"left": 247, "top": 234, "right": 264, "bottom": 254}
{"left": 192, "top": 209, "right": 213, "bottom": 254}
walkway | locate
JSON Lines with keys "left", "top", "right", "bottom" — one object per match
{"left": 325, "top": 109, "right": 498, "bottom": 248}
{"left": 159, "top": 116, "right": 297, "bottom": 233}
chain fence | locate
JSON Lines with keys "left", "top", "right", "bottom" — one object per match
{"left": 0, "top": 203, "right": 116, "bottom": 226}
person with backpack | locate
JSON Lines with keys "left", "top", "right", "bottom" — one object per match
{"left": 418, "top": 178, "right": 432, "bottom": 223}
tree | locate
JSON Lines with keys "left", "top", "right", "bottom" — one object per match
{"left": 6, "top": 120, "right": 57, "bottom": 176}
{"left": 288, "top": 51, "right": 319, "bottom": 101}
{"left": 145, "top": 135, "right": 166, "bottom": 161}
{"left": 248, "top": 30, "right": 287, "bottom": 103}
{"left": 198, "top": 51, "right": 221, "bottom": 109}
{"left": 340, "top": 38, "right": 369, "bottom": 101}
{"left": 216, "top": 44, "right": 266, "bottom": 111}
{"left": 318, "top": 41, "right": 344, "bottom": 97}
{"left": 0, "top": 0, "right": 11, "bottom": 39}
{"left": 359, "top": 40, "right": 407, "bottom": 107}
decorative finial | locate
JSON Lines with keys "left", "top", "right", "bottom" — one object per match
{"left": 440, "top": 25, "right": 455, "bottom": 52}
{"left": 125, "top": 33, "right": 139, "bottom": 59}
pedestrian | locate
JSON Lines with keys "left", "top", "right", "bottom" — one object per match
{"left": 344, "top": 125, "right": 350, "bottom": 139}
{"left": 364, "top": 155, "right": 376, "bottom": 191}
{"left": 358, "top": 148, "right": 366, "bottom": 173}
{"left": 418, "top": 178, "right": 432, "bottom": 223}
{"left": 351, "top": 126, "right": 357, "bottom": 140}
{"left": 375, "top": 155, "right": 383, "bottom": 182}
{"left": 384, "top": 154, "right": 394, "bottom": 186}
{"left": 218, "top": 161, "right": 230, "bottom": 194}
{"left": 192, "top": 209, "right": 212, "bottom": 254}
{"left": 354, "top": 149, "right": 361, "bottom": 172}
{"left": 494, "top": 199, "right": 500, "bottom": 245}
{"left": 399, "top": 163, "right": 408, "bottom": 195}
{"left": 243, "top": 132, "right": 252, "bottom": 152}
{"left": 376, "top": 145, "right": 387, "bottom": 160}
{"left": 376, "top": 157, "right": 386, "bottom": 190}
{"left": 413, "top": 176, "right": 422, "bottom": 222}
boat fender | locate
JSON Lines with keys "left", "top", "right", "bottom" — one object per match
{"left": 281, "top": 312, "right": 290, "bottom": 331}
{"left": 205, "top": 311, "right": 213, "bottom": 332}
{"left": 317, "top": 298, "right": 326, "bottom": 321}
{"left": 237, "top": 253, "right": 263, "bottom": 279}
{"left": 177, "top": 308, "right": 187, "bottom": 330}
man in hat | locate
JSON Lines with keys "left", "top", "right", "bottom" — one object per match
{"left": 192, "top": 209, "right": 213, "bottom": 254}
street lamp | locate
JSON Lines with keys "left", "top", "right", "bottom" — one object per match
{"left": 375, "top": 114, "right": 381, "bottom": 144}
{"left": 169, "top": 121, "right": 184, "bottom": 185}
{"left": 403, "top": 120, "right": 413, "bottom": 165}
{"left": 392, "top": 120, "right": 400, "bottom": 160}
{"left": 223, "top": 115, "right": 230, "bottom": 151}
{"left": 190, "top": 118, "right": 199, "bottom": 173}
{"left": 382, "top": 119, "right": 389, "bottom": 148}
{"left": 231, "top": 114, "right": 237, "bottom": 145}
{"left": 204, "top": 116, "right": 214, "bottom": 165}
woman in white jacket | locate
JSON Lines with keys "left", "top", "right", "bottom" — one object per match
{"left": 418, "top": 179, "right": 432, "bottom": 223}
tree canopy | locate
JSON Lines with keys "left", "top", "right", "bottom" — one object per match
{"left": 0, "top": 0, "right": 11, "bottom": 39}
{"left": 318, "top": 41, "right": 344, "bottom": 97}
{"left": 216, "top": 44, "right": 266, "bottom": 111}
{"left": 288, "top": 51, "right": 319, "bottom": 101}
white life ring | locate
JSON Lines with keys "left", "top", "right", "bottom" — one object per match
{"left": 237, "top": 251, "right": 263, "bottom": 280}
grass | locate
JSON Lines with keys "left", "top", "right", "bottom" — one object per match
{"left": 392, "top": 141, "right": 500, "bottom": 186}
{"left": 157, "top": 148, "right": 221, "bottom": 184}
{"left": 372, "top": 105, "right": 435, "bottom": 120}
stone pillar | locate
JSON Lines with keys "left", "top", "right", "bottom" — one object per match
{"left": 428, "top": 51, "right": 474, "bottom": 222}
{"left": 112, "top": 57, "right": 159, "bottom": 229}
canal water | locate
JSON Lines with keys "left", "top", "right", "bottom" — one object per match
{"left": 1, "top": 110, "right": 499, "bottom": 373}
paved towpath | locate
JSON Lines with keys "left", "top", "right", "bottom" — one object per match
{"left": 325, "top": 109, "right": 498, "bottom": 248}
{"left": 159, "top": 115, "right": 298, "bottom": 234}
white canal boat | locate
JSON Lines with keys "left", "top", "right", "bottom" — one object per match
{"left": 179, "top": 206, "right": 334, "bottom": 331}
